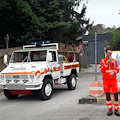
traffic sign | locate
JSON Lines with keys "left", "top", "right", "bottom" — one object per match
{"left": 89, "top": 81, "right": 104, "bottom": 97}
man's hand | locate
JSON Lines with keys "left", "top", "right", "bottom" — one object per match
{"left": 110, "top": 71, "right": 115, "bottom": 76}
{"left": 106, "top": 59, "right": 111, "bottom": 64}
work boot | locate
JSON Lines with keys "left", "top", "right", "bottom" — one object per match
{"left": 107, "top": 109, "right": 113, "bottom": 116}
{"left": 114, "top": 110, "right": 120, "bottom": 116}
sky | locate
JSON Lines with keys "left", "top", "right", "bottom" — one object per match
{"left": 76, "top": 0, "right": 120, "bottom": 28}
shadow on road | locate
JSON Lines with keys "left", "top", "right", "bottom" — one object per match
{"left": 0, "top": 86, "right": 70, "bottom": 102}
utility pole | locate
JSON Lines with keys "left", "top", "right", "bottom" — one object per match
{"left": 94, "top": 32, "right": 97, "bottom": 81}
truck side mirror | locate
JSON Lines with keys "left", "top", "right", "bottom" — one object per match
{"left": 4, "top": 54, "right": 8, "bottom": 66}
{"left": 47, "top": 52, "right": 52, "bottom": 62}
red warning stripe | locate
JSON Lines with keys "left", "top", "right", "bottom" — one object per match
{"left": 64, "top": 64, "right": 79, "bottom": 70}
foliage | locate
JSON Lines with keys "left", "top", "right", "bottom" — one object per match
{"left": 0, "top": 0, "right": 92, "bottom": 48}
{"left": 106, "top": 28, "right": 120, "bottom": 50}
{"left": 90, "top": 24, "right": 120, "bottom": 50}
{"left": 0, "top": 0, "right": 44, "bottom": 47}
{"left": 98, "top": 27, "right": 120, "bottom": 50}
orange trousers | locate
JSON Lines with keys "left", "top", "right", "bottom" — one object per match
{"left": 103, "top": 79, "right": 118, "bottom": 94}
{"left": 103, "top": 79, "right": 119, "bottom": 110}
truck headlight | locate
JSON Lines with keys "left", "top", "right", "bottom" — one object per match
{"left": 30, "top": 75, "right": 34, "bottom": 79}
{"left": 22, "top": 80, "right": 28, "bottom": 83}
{"left": 1, "top": 75, "right": 4, "bottom": 80}
{"left": 6, "top": 80, "right": 12, "bottom": 83}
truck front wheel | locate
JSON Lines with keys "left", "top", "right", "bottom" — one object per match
{"left": 67, "top": 74, "right": 77, "bottom": 90}
{"left": 4, "top": 89, "right": 18, "bottom": 99}
{"left": 39, "top": 79, "right": 53, "bottom": 100}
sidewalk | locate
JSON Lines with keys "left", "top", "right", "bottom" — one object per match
{"left": 79, "top": 64, "right": 120, "bottom": 104}
{"left": 80, "top": 64, "right": 101, "bottom": 74}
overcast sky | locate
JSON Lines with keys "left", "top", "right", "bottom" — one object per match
{"left": 76, "top": 0, "right": 120, "bottom": 28}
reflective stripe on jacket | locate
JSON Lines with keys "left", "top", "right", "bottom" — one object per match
{"left": 100, "top": 57, "right": 119, "bottom": 80}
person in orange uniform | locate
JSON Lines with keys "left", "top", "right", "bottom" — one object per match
{"left": 100, "top": 48, "right": 120, "bottom": 116}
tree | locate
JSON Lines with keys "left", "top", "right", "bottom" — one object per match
{"left": 0, "top": 0, "right": 44, "bottom": 47}
{"left": 108, "top": 28, "right": 120, "bottom": 50}
{"left": 89, "top": 24, "right": 105, "bottom": 34}
{"left": 90, "top": 24, "right": 120, "bottom": 50}
{"left": 0, "top": 0, "right": 92, "bottom": 48}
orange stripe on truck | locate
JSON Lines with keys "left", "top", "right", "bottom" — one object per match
{"left": 35, "top": 67, "right": 60, "bottom": 76}
{"left": 44, "top": 68, "right": 50, "bottom": 73}
{"left": 35, "top": 68, "right": 50, "bottom": 76}
{"left": 35, "top": 71, "right": 41, "bottom": 76}
{"left": 1, "top": 72, "right": 33, "bottom": 75}
{"left": 64, "top": 64, "right": 79, "bottom": 70}
{"left": 53, "top": 66, "right": 60, "bottom": 72}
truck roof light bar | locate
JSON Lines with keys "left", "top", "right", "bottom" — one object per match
{"left": 31, "top": 41, "right": 50, "bottom": 45}
{"left": 23, "top": 41, "right": 58, "bottom": 50}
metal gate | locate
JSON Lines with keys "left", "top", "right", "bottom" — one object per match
{"left": 83, "top": 33, "right": 109, "bottom": 64}
{"left": 88, "top": 41, "right": 104, "bottom": 64}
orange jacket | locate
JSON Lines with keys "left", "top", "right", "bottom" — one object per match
{"left": 100, "top": 57, "right": 119, "bottom": 80}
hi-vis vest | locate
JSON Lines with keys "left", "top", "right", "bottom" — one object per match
{"left": 100, "top": 57, "right": 119, "bottom": 80}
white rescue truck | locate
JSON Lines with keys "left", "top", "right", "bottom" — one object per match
{"left": 0, "top": 41, "right": 79, "bottom": 100}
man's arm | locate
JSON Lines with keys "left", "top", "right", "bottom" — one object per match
{"left": 100, "top": 59, "right": 109, "bottom": 73}
{"left": 114, "top": 60, "right": 119, "bottom": 74}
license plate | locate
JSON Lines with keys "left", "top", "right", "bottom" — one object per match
{"left": 6, "top": 83, "right": 25, "bottom": 90}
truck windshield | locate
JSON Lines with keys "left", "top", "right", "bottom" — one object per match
{"left": 10, "top": 50, "right": 47, "bottom": 63}
{"left": 30, "top": 50, "right": 46, "bottom": 62}
{"left": 10, "top": 52, "right": 29, "bottom": 63}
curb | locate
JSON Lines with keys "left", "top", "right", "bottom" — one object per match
{"left": 79, "top": 93, "right": 120, "bottom": 104}
{"left": 79, "top": 94, "right": 105, "bottom": 104}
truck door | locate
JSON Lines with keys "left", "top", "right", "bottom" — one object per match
{"left": 48, "top": 51, "right": 60, "bottom": 79}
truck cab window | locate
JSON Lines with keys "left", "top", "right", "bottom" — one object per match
{"left": 49, "top": 51, "right": 57, "bottom": 62}
{"left": 30, "top": 50, "right": 46, "bottom": 62}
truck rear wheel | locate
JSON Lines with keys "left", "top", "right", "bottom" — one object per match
{"left": 39, "top": 79, "right": 53, "bottom": 100}
{"left": 4, "top": 89, "right": 18, "bottom": 99}
{"left": 67, "top": 74, "right": 77, "bottom": 90}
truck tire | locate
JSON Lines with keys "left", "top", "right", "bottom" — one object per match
{"left": 39, "top": 79, "right": 53, "bottom": 100}
{"left": 4, "top": 89, "right": 18, "bottom": 99}
{"left": 67, "top": 74, "right": 77, "bottom": 90}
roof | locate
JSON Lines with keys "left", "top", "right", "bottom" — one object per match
{"left": 83, "top": 33, "right": 109, "bottom": 42}
{"left": 14, "top": 46, "right": 56, "bottom": 52}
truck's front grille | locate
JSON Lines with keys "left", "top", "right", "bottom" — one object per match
{"left": 13, "top": 75, "right": 20, "bottom": 79}
{"left": 21, "top": 75, "right": 28, "bottom": 79}
{"left": 5, "top": 75, "right": 12, "bottom": 79}
{"left": 5, "top": 75, "right": 28, "bottom": 80}
{"left": 4, "top": 74, "right": 31, "bottom": 83}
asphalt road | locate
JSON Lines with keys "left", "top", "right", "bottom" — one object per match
{"left": 0, "top": 67, "right": 120, "bottom": 120}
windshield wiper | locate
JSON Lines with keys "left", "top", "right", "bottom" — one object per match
{"left": 21, "top": 56, "right": 28, "bottom": 64}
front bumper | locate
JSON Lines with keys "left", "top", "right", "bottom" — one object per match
{"left": 0, "top": 82, "right": 43, "bottom": 90}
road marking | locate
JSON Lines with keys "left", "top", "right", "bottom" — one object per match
{"left": 89, "top": 87, "right": 103, "bottom": 91}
